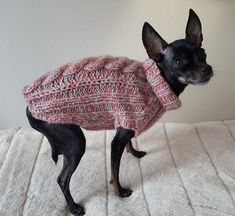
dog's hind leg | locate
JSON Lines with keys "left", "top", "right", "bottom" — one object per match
{"left": 26, "top": 110, "right": 85, "bottom": 215}
{"left": 40, "top": 125, "right": 86, "bottom": 216}
{"left": 126, "top": 141, "right": 146, "bottom": 158}
{"left": 26, "top": 108, "right": 86, "bottom": 215}
{"left": 53, "top": 125, "right": 86, "bottom": 216}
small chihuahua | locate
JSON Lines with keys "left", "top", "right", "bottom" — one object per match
{"left": 25, "top": 9, "right": 213, "bottom": 216}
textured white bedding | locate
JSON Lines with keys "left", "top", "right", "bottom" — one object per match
{"left": 0, "top": 121, "right": 235, "bottom": 216}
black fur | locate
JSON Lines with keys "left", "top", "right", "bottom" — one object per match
{"left": 26, "top": 9, "right": 213, "bottom": 216}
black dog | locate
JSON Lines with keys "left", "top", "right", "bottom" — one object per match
{"left": 26, "top": 9, "right": 213, "bottom": 216}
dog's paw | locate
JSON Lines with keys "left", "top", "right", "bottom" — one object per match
{"left": 127, "top": 149, "right": 147, "bottom": 158}
{"left": 134, "top": 151, "right": 147, "bottom": 158}
{"left": 119, "top": 188, "right": 133, "bottom": 198}
{"left": 69, "top": 203, "right": 85, "bottom": 216}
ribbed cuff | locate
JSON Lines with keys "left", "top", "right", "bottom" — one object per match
{"left": 143, "top": 59, "right": 181, "bottom": 111}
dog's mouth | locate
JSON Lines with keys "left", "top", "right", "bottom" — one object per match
{"left": 188, "top": 76, "right": 212, "bottom": 85}
{"left": 179, "top": 74, "right": 213, "bottom": 86}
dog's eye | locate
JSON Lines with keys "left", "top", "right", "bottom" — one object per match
{"left": 174, "top": 57, "right": 187, "bottom": 66}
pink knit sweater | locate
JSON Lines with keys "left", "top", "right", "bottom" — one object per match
{"left": 23, "top": 56, "right": 181, "bottom": 135}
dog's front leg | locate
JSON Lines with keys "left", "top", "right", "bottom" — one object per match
{"left": 110, "top": 127, "right": 135, "bottom": 197}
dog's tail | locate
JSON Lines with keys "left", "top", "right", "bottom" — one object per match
{"left": 26, "top": 107, "right": 59, "bottom": 164}
{"left": 26, "top": 107, "right": 45, "bottom": 132}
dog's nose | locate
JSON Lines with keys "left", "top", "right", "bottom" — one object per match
{"left": 202, "top": 65, "right": 213, "bottom": 76}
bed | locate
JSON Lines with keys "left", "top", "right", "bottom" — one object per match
{"left": 1, "top": 121, "right": 235, "bottom": 216}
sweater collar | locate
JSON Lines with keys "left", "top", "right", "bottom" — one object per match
{"left": 143, "top": 59, "right": 181, "bottom": 111}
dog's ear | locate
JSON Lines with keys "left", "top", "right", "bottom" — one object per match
{"left": 186, "top": 9, "right": 203, "bottom": 46}
{"left": 142, "top": 22, "right": 168, "bottom": 62}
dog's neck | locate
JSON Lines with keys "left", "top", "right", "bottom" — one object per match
{"left": 156, "top": 63, "right": 188, "bottom": 97}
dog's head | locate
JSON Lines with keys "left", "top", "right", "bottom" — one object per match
{"left": 142, "top": 9, "right": 213, "bottom": 86}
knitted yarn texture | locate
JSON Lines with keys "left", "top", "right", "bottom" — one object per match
{"left": 23, "top": 56, "right": 181, "bottom": 135}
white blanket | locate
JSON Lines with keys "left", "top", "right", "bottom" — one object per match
{"left": 0, "top": 121, "right": 235, "bottom": 216}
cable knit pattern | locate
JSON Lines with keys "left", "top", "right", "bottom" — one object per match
{"left": 23, "top": 56, "right": 181, "bottom": 135}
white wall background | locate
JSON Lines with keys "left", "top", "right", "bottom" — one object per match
{"left": 0, "top": 0, "right": 235, "bottom": 129}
